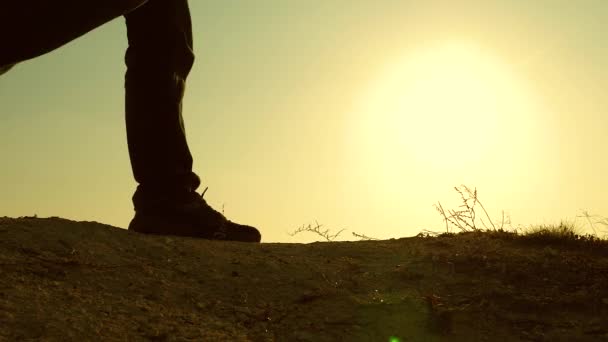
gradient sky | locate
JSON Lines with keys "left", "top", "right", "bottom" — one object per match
{"left": 1, "top": 0, "right": 607, "bottom": 242}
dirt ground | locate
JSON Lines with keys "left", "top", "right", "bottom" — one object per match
{"left": 1, "top": 216, "right": 607, "bottom": 341}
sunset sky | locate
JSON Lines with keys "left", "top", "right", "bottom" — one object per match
{"left": 1, "top": 0, "right": 607, "bottom": 242}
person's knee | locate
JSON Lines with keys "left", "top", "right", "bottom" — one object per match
{"left": 122, "top": 0, "right": 150, "bottom": 15}
{"left": 0, "top": 63, "right": 16, "bottom": 76}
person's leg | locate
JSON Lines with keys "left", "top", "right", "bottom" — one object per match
{"left": 124, "top": 0, "right": 261, "bottom": 242}
{"left": 124, "top": 0, "right": 201, "bottom": 209}
{"left": 0, "top": 0, "right": 148, "bottom": 68}
{"left": 1, "top": 0, "right": 260, "bottom": 241}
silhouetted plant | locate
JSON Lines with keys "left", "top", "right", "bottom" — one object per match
{"left": 523, "top": 220, "right": 579, "bottom": 237}
{"left": 577, "top": 210, "right": 608, "bottom": 238}
{"left": 519, "top": 220, "right": 608, "bottom": 247}
{"left": 434, "top": 185, "right": 510, "bottom": 233}
{"left": 351, "top": 232, "right": 379, "bottom": 240}
{"left": 288, "top": 221, "right": 346, "bottom": 242}
{"left": 288, "top": 221, "right": 379, "bottom": 241}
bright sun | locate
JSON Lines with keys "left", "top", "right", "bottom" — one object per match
{"left": 353, "top": 42, "right": 535, "bottom": 172}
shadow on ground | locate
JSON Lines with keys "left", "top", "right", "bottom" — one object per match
{"left": 1, "top": 217, "right": 607, "bottom": 341}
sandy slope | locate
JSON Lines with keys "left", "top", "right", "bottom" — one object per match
{"left": 1, "top": 216, "right": 607, "bottom": 341}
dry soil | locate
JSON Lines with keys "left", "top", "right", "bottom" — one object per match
{"left": 1, "top": 217, "right": 607, "bottom": 341}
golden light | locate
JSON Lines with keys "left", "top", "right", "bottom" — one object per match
{"left": 352, "top": 41, "right": 537, "bottom": 174}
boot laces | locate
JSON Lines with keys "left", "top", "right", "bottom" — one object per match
{"left": 198, "top": 187, "right": 224, "bottom": 216}
{"left": 197, "top": 187, "right": 228, "bottom": 239}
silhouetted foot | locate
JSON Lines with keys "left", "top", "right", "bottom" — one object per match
{"left": 128, "top": 188, "right": 261, "bottom": 242}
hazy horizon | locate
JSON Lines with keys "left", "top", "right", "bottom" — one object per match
{"left": 1, "top": 1, "right": 607, "bottom": 242}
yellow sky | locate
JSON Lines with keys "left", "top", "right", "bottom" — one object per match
{"left": 1, "top": 1, "right": 607, "bottom": 242}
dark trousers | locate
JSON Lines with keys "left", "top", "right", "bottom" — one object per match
{"left": 1, "top": 0, "right": 201, "bottom": 209}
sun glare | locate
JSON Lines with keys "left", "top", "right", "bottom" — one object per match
{"left": 353, "top": 42, "right": 535, "bottom": 172}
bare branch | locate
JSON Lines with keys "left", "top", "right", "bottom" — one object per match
{"left": 288, "top": 221, "right": 345, "bottom": 242}
{"left": 434, "top": 185, "right": 500, "bottom": 233}
{"left": 351, "top": 232, "right": 379, "bottom": 240}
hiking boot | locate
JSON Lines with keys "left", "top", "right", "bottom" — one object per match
{"left": 128, "top": 187, "right": 261, "bottom": 242}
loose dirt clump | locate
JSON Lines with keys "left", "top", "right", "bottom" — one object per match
{"left": 1, "top": 217, "right": 607, "bottom": 341}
